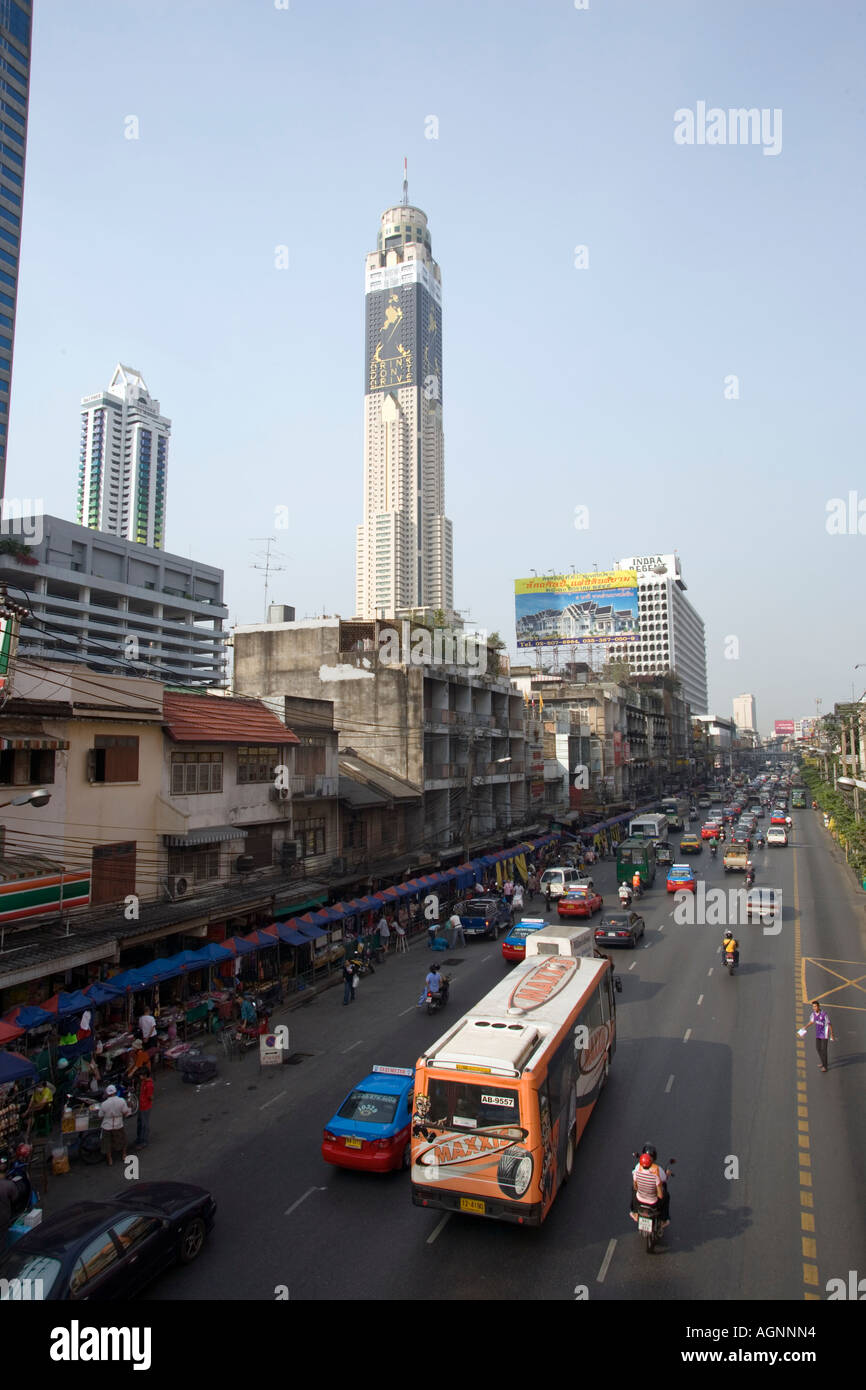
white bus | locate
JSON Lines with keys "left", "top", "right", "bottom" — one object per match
{"left": 628, "top": 812, "right": 668, "bottom": 844}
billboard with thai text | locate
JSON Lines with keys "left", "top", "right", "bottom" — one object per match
{"left": 515, "top": 571, "right": 639, "bottom": 649}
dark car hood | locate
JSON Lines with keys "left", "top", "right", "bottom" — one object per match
{"left": 109, "top": 1181, "right": 212, "bottom": 1216}
{"left": 0, "top": 1183, "right": 213, "bottom": 1259}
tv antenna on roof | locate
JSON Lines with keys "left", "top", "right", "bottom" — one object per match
{"left": 250, "top": 537, "right": 287, "bottom": 622}
{"left": 402, "top": 156, "right": 408, "bottom": 207}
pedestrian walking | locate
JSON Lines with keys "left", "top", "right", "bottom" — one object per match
{"left": 502, "top": 878, "right": 514, "bottom": 904}
{"left": 802, "top": 1000, "right": 835, "bottom": 1072}
{"left": 448, "top": 912, "right": 466, "bottom": 947}
{"left": 395, "top": 906, "right": 409, "bottom": 953}
{"left": 135, "top": 1068, "right": 154, "bottom": 1148}
{"left": 97, "top": 1084, "right": 131, "bottom": 1167}
{"left": 378, "top": 914, "right": 391, "bottom": 954}
{"left": 512, "top": 884, "right": 524, "bottom": 914}
{"left": 342, "top": 958, "right": 357, "bottom": 1005}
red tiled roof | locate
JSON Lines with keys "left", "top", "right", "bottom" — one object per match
{"left": 163, "top": 693, "right": 299, "bottom": 744}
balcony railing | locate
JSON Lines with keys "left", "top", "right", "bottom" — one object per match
{"left": 290, "top": 774, "right": 338, "bottom": 797}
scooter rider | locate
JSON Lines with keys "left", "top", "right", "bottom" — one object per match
{"left": 618, "top": 882, "right": 633, "bottom": 907}
{"left": 630, "top": 1145, "right": 670, "bottom": 1227}
{"left": 424, "top": 964, "right": 443, "bottom": 1001}
{"left": 723, "top": 930, "right": 739, "bottom": 967}
{"left": 710, "top": 840, "right": 717, "bottom": 858}
{"left": 745, "top": 861, "right": 755, "bottom": 887}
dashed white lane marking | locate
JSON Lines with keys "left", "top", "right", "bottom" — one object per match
{"left": 683, "top": 1028, "right": 692, "bottom": 1042}
{"left": 398, "top": 1005, "right": 415, "bottom": 1016}
{"left": 665, "top": 1074, "right": 675, "bottom": 1093}
{"left": 628, "top": 961, "right": 637, "bottom": 971}
{"left": 597, "top": 1238, "right": 617, "bottom": 1282}
{"left": 708, "top": 968, "right": 714, "bottom": 976}
{"left": 657, "top": 923, "right": 664, "bottom": 931}
{"left": 259, "top": 1090, "right": 287, "bottom": 1110}
{"left": 697, "top": 994, "right": 704, "bottom": 1006}
{"left": 341, "top": 1040, "right": 363, "bottom": 1053}
{"left": 284, "top": 1186, "right": 326, "bottom": 1217}
{"left": 426, "top": 1213, "right": 452, "bottom": 1244}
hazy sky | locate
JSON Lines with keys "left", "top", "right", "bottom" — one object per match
{"left": 9, "top": 0, "right": 865, "bottom": 734}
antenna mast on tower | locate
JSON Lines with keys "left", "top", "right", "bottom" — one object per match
{"left": 250, "top": 537, "right": 288, "bottom": 623}
{"left": 402, "top": 156, "right": 408, "bottom": 207}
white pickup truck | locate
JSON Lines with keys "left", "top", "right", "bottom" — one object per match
{"left": 723, "top": 843, "right": 750, "bottom": 873}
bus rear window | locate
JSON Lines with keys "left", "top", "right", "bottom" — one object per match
{"left": 426, "top": 1078, "right": 522, "bottom": 1131}
{"left": 618, "top": 849, "right": 633, "bottom": 863}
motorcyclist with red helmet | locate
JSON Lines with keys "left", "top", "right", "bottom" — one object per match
{"left": 630, "top": 1144, "right": 670, "bottom": 1226}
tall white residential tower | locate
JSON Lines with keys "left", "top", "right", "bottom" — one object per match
{"left": 733, "top": 693, "right": 757, "bottom": 731}
{"left": 355, "top": 172, "right": 453, "bottom": 620}
{"left": 77, "top": 364, "right": 170, "bottom": 549}
{"left": 617, "top": 553, "right": 709, "bottom": 714}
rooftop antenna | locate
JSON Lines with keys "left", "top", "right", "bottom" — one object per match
{"left": 402, "top": 156, "right": 408, "bottom": 207}
{"left": 250, "top": 537, "right": 288, "bottom": 622}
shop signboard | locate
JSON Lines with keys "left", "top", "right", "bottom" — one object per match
{"left": 0, "top": 871, "right": 91, "bottom": 925}
{"left": 774, "top": 720, "right": 795, "bottom": 737}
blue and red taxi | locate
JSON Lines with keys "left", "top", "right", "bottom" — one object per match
{"left": 557, "top": 885, "right": 603, "bottom": 919}
{"left": 322, "top": 1065, "right": 415, "bottom": 1172}
{"left": 666, "top": 862, "right": 697, "bottom": 894}
{"left": 501, "top": 917, "right": 546, "bottom": 963}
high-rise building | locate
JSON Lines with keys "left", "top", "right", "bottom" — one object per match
{"left": 0, "top": 0, "right": 33, "bottom": 501}
{"left": 355, "top": 170, "right": 453, "bottom": 621}
{"left": 733, "top": 693, "right": 757, "bottom": 731}
{"left": 617, "top": 553, "right": 708, "bottom": 714}
{"left": 77, "top": 364, "right": 170, "bottom": 548}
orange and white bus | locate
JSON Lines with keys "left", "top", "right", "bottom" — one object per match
{"left": 411, "top": 927, "right": 618, "bottom": 1225}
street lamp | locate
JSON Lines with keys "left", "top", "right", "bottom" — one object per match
{"left": 0, "top": 788, "right": 51, "bottom": 810}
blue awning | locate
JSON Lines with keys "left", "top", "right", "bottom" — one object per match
{"left": 293, "top": 923, "right": 328, "bottom": 941}
{"left": 273, "top": 925, "right": 309, "bottom": 946}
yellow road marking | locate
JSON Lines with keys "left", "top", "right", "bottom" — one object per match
{"left": 802, "top": 1237, "right": 817, "bottom": 1258}
{"left": 801, "top": 1213, "right": 815, "bottom": 1231}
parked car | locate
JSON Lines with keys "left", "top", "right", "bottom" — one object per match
{"left": 454, "top": 896, "right": 512, "bottom": 939}
{"left": 767, "top": 827, "right": 789, "bottom": 847}
{"left": 501, "top": 918, "right": 547, "bottom": 963}
{"left": 0, "top": 1182, "right": 216, "bottom": 1301}
{"left": 322, "top": 1065, "right": 415, "bottom": 1172}
{"left": 594, "top": 910, "right": 646, "bottom": 949}
{"left": 557, "top": 885, "right": 603, "bottom": 919}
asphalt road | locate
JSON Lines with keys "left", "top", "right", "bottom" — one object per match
{"left": 51, "top": 813, "right": 866, "bottom": 1302}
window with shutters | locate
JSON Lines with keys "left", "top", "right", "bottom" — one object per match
{"left": 295, "top": 736, "right": 326, "bottom": 776}
{"left": 170, "top": 751, "right": 223, "bottom": 795}
{"left": 167, "top": 847, "right": 220, "bottom": 881}
{"left": 296, "top": 817, "right": 326, "bottom": 857}
{"left": 236, "top": 745, "right": 279, "bottom": 784}
{"left": 91, "top": 736, "right": 139, "bottom": 783}
{"left": 0, "top": 748, "right": 55, "bottom": 786}
{"left": 91, "top": 842, "right": 136, "bottom": 904}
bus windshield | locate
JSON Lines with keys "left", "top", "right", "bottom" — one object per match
{"left": 425, "top": 1077, "right": 523, "bottom": 1133}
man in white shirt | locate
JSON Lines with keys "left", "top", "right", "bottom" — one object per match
{"left": 98, "top": 1084, "right": 131, "bottom": 1166}
{"left": 139, "top": 1012, "right": 157, "bottom": 1041}
{"left": 448, "top": 913, "right": 466, "bottom": 947}
{"left": 377, "top": 915, "right": 391, "bottom": 953}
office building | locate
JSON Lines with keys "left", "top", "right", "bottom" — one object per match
{"left": 355, "top": 172, "right": 454, "bottom": 620}
{"left": 0, "top": 0, "right": 33, "bottom": 499}
{"left": 617, "top": 554, "right": 708, "bottom": 714}
{"left": 77, "top": 364, "right": 170, "bottom": 549}
{"left": 733, "top": 693, "right": 757, "bottom": 732}
{"left": 0, "top": 513, "right": 228, "bottom": 686}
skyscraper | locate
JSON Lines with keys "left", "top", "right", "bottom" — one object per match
{"left": 0, "top": 0, "right": 33, "bottom": 502}
{"left": 618, "top": 553, "right": 709, "bottom": 713}
{"left": 733, "top": 693, "right": 757, "bottom": 731}
{"left": 77, "top": 364, "right": 170, "bottom": 549}
{"left": 355, "top": 169, "right": 453, "bottom": 621}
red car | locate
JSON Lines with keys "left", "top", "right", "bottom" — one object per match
{"left": 701, "top": 822, "right": 721, "bottom": 840}
{"left": 557, "top": 886, "right": 603, "bottom": 918}
{"left": 321, "top": 1066, "right": 415, "bottom": 1172}
{"left": 770, "top": 811, "right": 787, "bottom": 827}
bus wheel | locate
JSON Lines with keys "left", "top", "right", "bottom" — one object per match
{"left": 497, "top": 1148, "right": 534, "bottom": 1199}
{"left": 563, "top": 1132, "right": 575, "bottom": 1183}
{"left": 601, "top": 1051, "right": 611, "bottom": 1090}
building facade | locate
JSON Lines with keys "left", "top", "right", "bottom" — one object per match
{"left": 733, "top": 693, "right": 757, "bottom": 731}
{"left": 355, "top": 186, "right": 453, "bottom": 621}
{"left": 0, "top": 514, "right": 228, "bottom": 686}
{"left": 77, "top": 365, "right": 170, "bottom": 549}
{"left": 617, "top": 554, "right": 708, "bottom": 714}
{"left": 0, "top": 0, "right": 32, "bottom": 499}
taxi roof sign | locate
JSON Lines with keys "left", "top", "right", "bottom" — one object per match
{"left": 371, "top": 1064, "right": 414, "bottom": 1077}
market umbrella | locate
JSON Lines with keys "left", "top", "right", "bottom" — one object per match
{"left": 40, "top": 990, "right": 98, "bottom": 1017}
{"left": 188, "top": 943, "right": 233, "bottom": 965}
{"left": 84, "top": 981, "right": 125, "bottom": 1004}
{"left": 2, "top": 1004, "right": 54, "bottom": 1030}
{"left": 222, "top": 934, "right": 258, "bottom": 957}
{"left": 0, "top": 1051, "right": 37, "bottom": 1084}
{"left": 0, "top": 1019, "right": 24, "bottom": 1044}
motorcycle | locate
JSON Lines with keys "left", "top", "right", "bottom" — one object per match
{"left": 745, "top": 868, "right": 755, "bottom": 888}
{"left": 632, "top": 1155, "right": 676, "bottom": 1253}
{"left": 724, "top": 943, "right": 738, "bottom": 975}
{"left": 0, "top": 1142, "right": 36, "bottom": 1225}
{"left": 348, "top": 950, "right": 375, "bottom": 978}
{"left": 420, "top": 975, "right": 451, "bottom": 1015}
{"left": 618, "top": 887, "right": 633, "bottom": 908}
{"left": 710, "top": 842, "right": 717, "bottom": 858}
{"left": 756, "top": 835, "right": 764, "bottom": 849}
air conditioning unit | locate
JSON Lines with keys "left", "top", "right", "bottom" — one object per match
{"left": 166, "top": 875, "right": 189, "bottom": 900}
{"left": 235, "top": 854, "right": 255, "bottom": 873}
{"left": 270, "top": 786, "right": 291, "bottom": 802}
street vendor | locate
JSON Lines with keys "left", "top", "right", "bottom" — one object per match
{"left": 126, "top": 1039, "right": 150, "bottom": 1080}
{"left": 238, "top": 994, "right": 258, "bottom": 1033}
{"left": 25, "top": 1079, "right": 56, "bottom": 1130}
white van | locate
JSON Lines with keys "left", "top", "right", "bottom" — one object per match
{"left": 539, "top": 866, "right": 593, "bottom": 898}
{"left": 524, "top": 925, "right": 595, "bottom": 959}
